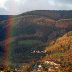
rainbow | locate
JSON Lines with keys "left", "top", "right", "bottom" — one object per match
{"left": 3, "top": 16, "right": 14, "bottom": 67}
{"left": 2, "top": 0, "right": 17, "bottom": 67}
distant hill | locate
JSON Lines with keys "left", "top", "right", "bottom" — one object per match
{"left": 20, "top": 10, "right": 72, "bottom": 20}
{"left": 0, "top": 15, "right": 9, "bottom": 21}
{"left": 0, "top": 10, "right": 72, "bottom": 64}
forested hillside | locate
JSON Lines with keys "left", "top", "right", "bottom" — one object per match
{"left": 0, "top": 10, "right": 72, "bottom": 71}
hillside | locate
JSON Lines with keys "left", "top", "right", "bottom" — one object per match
{"left": 45, "top": 31, "right": 72, "bottom": 59}
{"left": 20, "top": 10, "right": 72, "bottom": 20}
{"left": 43, "top": 31, "right": 72, "bottom": 72}
{"left": 0, "top": 10, "right": 72, "bottom": 66}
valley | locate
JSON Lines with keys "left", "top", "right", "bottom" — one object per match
{"left": 0, "top": 10, "right": 72, "bottom": 72}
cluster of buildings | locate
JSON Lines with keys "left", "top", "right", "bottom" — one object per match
{"left": 32, "top": 60, "right": 61, "bottom": 72}
{"left": 31, "top": 50, "right": 46, "bottom": 54}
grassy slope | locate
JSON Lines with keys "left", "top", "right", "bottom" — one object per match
{"left": 42, "top": 31, "right": 72, "bottom": 71}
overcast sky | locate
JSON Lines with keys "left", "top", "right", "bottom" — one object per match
{"left": 0, "top": 0, "right": 72, "bottom": 15}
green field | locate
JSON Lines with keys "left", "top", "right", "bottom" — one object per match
{"left": 18, "top": 40, "right": 43, "bottom": 46}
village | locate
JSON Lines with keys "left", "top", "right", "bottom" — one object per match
{"left": 31, "top": 60, "right": 61, "bottom": 72}
{"left": 0, "top": 60, "right": 62, "bottom": 72}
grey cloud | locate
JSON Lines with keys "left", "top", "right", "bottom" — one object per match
{"left": 0, "top": 0, "right": 72, "bottom": 15}
{"left": 17, "top": 0, "right": 72, "bottom": 14}
{"left": 0, "top": 8, "right": 9, "bottom": 15}
{"left": 55, "top": 0, "right": 72, "bottom": 3}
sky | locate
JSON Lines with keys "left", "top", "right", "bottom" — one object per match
{"left": 0, "top": 0, "right": 72, "bottom": 15}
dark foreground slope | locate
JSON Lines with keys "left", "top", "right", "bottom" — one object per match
{"left": 0, "top": 10, "right": 72, "bottom": 64}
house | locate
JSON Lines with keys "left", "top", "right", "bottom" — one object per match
{"left": 48, "top": 66, "right": 55, "bottom": 72}
{"left": 37, "top": 65, "right": 43, "bottom": 72}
